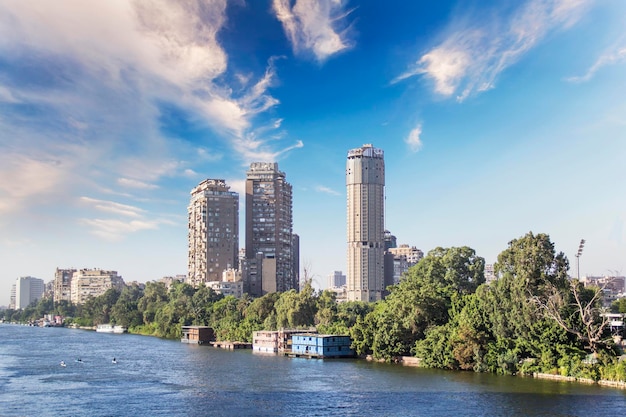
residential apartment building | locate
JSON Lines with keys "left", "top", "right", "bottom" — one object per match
{"left": 187, "top": 179, "right": 239, "bottom": 287}
{"left": 245, "top": 162, "right": 296, "bottom": 296}
{"left": 14, "top": 276, "right": 45, "bottom": 309}
{"left": 328, "top": 271, "right": 346, "bottom": 288}
{"left": 346, "top": 144, "right": 385, "bottom": 302}
{"left": 54, "top": 268, "right": 76, "bottom": 302}
{"left": 70, "top": 269, "right": 125, "bottom": 305}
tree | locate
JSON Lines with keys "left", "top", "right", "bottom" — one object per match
{"left": 536, "top": 279, "right": 611, "bottom": 353}
{"left": 111, "top": 284, "right": 144, "bottom": 328}
{"left": 274, "top": 281, "right": 317, "bottom": 329}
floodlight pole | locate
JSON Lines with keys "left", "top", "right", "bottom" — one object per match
{"left": 575, "top": 239, "right": 585, "bottom": 280}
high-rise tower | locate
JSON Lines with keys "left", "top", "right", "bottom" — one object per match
{"left": 188, "top": 179, "right": 239, "bottom": 287}
{"left": 346, "top": 144, "right": 385, "bottom": 302}
{"left": 245, "top": 162, "right": 295, "bottom": 296}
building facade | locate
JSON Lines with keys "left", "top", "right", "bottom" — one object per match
{"left": 346, "top": 144, "right": 385, "bottom": 302}
{"left": 187, "top": 179, "right": 239, "bottom": 287}
{"left": 245, "top": 162, "right": 296, "bottom": 296}
{"left": 70, "top": 269, "right": 125, "bottom": 305}
{"left": 328, "top": 271, "right": 346, "bottom": 288}
{"left": 54, "top": 268, "right": 76, "bottom": 302}
{"left": 14, "top": 276, "right": 45, "bottom": 309}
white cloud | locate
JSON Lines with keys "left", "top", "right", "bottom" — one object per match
{"left": 567, "top": 45, "right": 626, "bottom": 83}
{"left": 405, "top": 124, "right": 423, "bottom": 153}
{"left": 79, "top": 218, "right": 161, "bottom": 241}
{"left": 0, "top": 0, "right": 300, "bottom": 177}
{"left": 0, "top": 154, "right": 70, "bottom": 216}
{"left": 315, "top": 185, "right": 340, "bottom": 196}
{"left": 0, "top": 85, "right": 20, "bottom": 103}
{"left": 272, "top": 0, "right": 354, "bottom": 62}
{"left": 397, "top": 0, "right": 593, "bottom": 101}
{"left": 79, "top": 197, "right": 145, "bottom": 218}
{"left": 117, "top": 178, "right": 159, "bottom": 190}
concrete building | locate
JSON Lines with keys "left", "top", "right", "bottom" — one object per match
{"left": 346, "top": 144, "right": 385, "bottom": 302}
{"left": 328, "top": 271, "right": 346, "bottom": 288}
{"left": 9, "top": 284, "right": 16, "bottom": 309}
{"left": 14, "top": 276, "right": 45, "bottom": 309}
{"left": 187, "top": 179, "right": 239, "bottom": 287}
{"left": 387, "top": 244, "right": 424, "bottom": 266}
{"left": 245, "top": 162, "right": 296, "bottom": 296}
{"left": 54, "top": 268, "right": 76, "bottom": 303}
{"left": 70, "top": 269, "right": 125, "bottom": 305}
{"left": 582, "top": 275, "right": 626, "bottom": 306}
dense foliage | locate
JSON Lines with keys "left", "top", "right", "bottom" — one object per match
{"left": 3, "top": 232, "right": 624, "bottom": 382}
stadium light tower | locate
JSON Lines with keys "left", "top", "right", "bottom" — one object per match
{"left": 575, "top": 239, "right": 585, "bottom": 280}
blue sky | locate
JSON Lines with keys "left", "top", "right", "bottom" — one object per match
{"left": 1, "top": 0, "right": 625, "bottom": 304}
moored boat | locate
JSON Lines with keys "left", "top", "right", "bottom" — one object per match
{"left": 96, "top": 324, "right": 127, "bottom": 334}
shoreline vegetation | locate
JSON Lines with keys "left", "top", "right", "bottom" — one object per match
{"left": 3, "top": 232, "right": 626, "bottom": 388}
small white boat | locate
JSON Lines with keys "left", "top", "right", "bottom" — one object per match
{"left": 60, "top": 361, "right": 66, "bottom": 367}
{"left": 96, "top": 324, "right": 127, "bottom": 334}
{"left": 112, "top": 358, "right": 117, "bottom": 364}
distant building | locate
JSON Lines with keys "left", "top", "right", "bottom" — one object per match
{"left": 9, "top": 283, "right": 16, "bottom": 309}
{"left": 70, "top": 269, "right": 125, "bottom": 305}
{"left": 346, "top": 144, "right": 385, "bottom": 302}
{"left": 187, "top": 179, "right": 239, "bottom": 287}
{"left": 160, "top": 275, "right": 185, "bottom": 289}
{"left": 15, "top": 276, "right": 45, "bottom": 309}
{"left": 582, "top": 275, "right": 626, "bottom": 306}
{"left": 328, "top": 271, "right": 346, "bottom": 288}
{"left": 292, "top": 233, "right": 300, "bottom": 289}
{"left": 54, "top": 268, "right": 76, "bottom": 303}
{"left": 206, "top": 268, "right": 244, "bottom": 298}
{"left": 384, "top": 230, "right": 397, "bottom": 251}
{"left": 387, "top": 244, "right": 423, "bottom": 266}
{"left": 385, "top": 244, "right": 424, "bottom": 286}
{"left": 485, "top": 264, "right": 497, "bottom": 284}
{"left": 245, "top": 162, "right": 296, "bottom": 296}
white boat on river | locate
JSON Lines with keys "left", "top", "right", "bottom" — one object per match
{"left": 96, "top": 324, "right": 127, "bottom": 334}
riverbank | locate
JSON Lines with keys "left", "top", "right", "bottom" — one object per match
{"left": 363, "top": 352, "right": 626, "bottom": 390}
{"left": 533, "top": 372, "right": 626, "bottom": 389}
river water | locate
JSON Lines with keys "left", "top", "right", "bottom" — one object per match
{"left": 1, "top": 324, "right": 625, "bottom": 416}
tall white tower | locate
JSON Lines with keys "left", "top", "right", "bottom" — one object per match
{"left": 346, "top": 144, "right": 385, "bottom": 302}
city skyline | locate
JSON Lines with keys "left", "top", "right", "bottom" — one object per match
{"left": 1, "top": 1, "right": 626, "bottom": 305}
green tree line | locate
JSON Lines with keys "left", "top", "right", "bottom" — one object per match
{"left": 3, "top": 232, "right": 625, "bottom": 382}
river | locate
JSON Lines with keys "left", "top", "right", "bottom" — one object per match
{"left": 1, "top": 324, "right": 625, "bottom": 416}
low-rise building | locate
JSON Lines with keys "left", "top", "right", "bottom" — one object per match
{"left": 252, "top": 329, "right": 304, "bottom": 353}
{"left": 181, "top": 326, "right": 214, "bottom": 344}
{"left": 291, "top": 334, "right": 355, "bottom": 358}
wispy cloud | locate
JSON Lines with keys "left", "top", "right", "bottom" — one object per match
{"left": 80, "top": 197, "right": 145, "bottom": 218}
{"left": 405, "top": 124, "right": 423, "bottom": 153}
{"left": 272, "top": 0, "right": 355, "bottom": 62}
{"left": 396, "top": 0, "right": 593, "bottom": 101}
{"left": 78, "top": 197, "right": 177, "bottom": 240}
{"left": 117, "top": 178, "right": 159, "bottom": 190}
{"left": 0, "top": 154, "right": 71, "bottom": 216}
{"left": 315, "top": 185, "right": 340, "bottom": 196}
{"left": 78, "top": 218, "right": 162, "bottom": 241}
{"left": 566, "top": 44, "right": 626, "bottom": 83}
